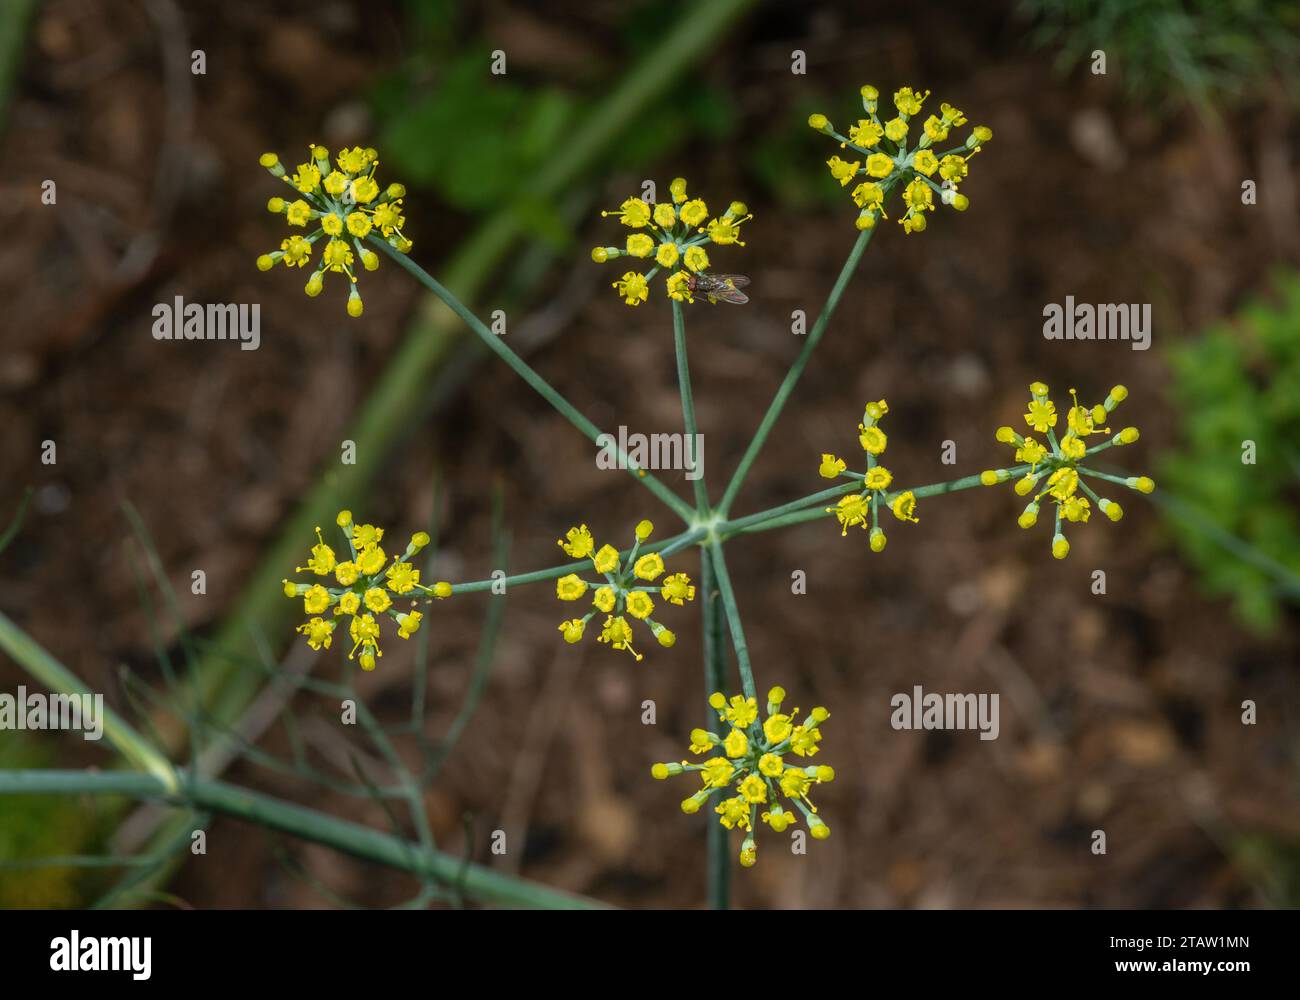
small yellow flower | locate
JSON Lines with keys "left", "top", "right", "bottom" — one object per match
{"left": 604, "top": 196, "right": 652, "bottom": 228}
{"left": 558, "top": 524, "right": 595, "bottom": 559}
{"left": 819, "top": 453, "right": 847, "bottom": 479}
{"left": 396, "top": 611, "right": 423, "bottom": 639}
{"left": 723, "top": 728, "right": 749, "bottom": 758}
{"left": 865, "top": 153, "right": 894, "bottom": 178}
{"left": 556, "top": 574, "right": 589, "bottom": 601}
{"left": 297, "top": 617, "right": 336, "bottom": 651}
{"left": 625, "top": 591, "right": 655, "bottom": 619}
{"left": 679, "top": 199, "right": 709, "bottom": 227}
{"left": 894, "top": 86, "right": 929, "bottom": 116}
{"left": 626, "top": 233, "right": 655, "bottom": 258}
{"left": 593, "top": 544, "right": 620, "bottom": 574}
{"left": 828, "top": 494, "right": 869, "bottom": 535}
{"left": 827, "top": 155, "right": 860, "bottom": 186}
{"left": 597, "top": 615, "right": 641, "bottom": 661}
{"left": 303, "top": 584, "right": 332, "bottom": 615}
{"left": 385, "top": 561, "right": 419, "bottom": 594}
{"left": 363, "top": 587, "right": 392, "bottom": 614}
{"left": 864, "top": 466, "right": 893, "bottom": 491}
{"left": 858, "top": 425, "right": 887, "bottom": 454}
{"left": 847, "top": 119, "right": 883, "bottom": 148}
{"left": 613, "top": 271, "right": 649, "bottom": 306}
{"left": 891, "top": 490, "right": 919, "bottom": 523}
{"left": 593, "top": 586, "right": 617, "bottom": 612}
{"left": 660, "top": 573, "right": 695, "bottom": 605}
{"left": 633, "top": 553, "right": 665, "bottom": 581}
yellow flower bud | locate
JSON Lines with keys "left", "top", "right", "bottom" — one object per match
{"left": 807, "top": 112, "right": 829, "bottom": 130}
{"left": 651, "top": 763, "right": 669, "bottom": 780}
{"left": 256, "top": 254, "right": 275, "bottom": 271}
{"left": 433, "top": 581, "right": 453, "bottom": 598}
{"left": 410, "top": 531, "right": 430, "bottom": 550}
{"left": 869, "top": 527, "right": 886, "bottom": 552}
{"left": 635, "top": 519, "right": 654, "bottom": 541}
{"left": 1117, "top": 426, "right": 1140, "bottom": 444}
{"left": 336, "top": 510, "right": 353, "bottom": 527}
{"left": 1052, "top": 535, "right": 1070, "bottom": 560}
{"left": 1130, "top": 476, "right": 1155, "bottom": 494}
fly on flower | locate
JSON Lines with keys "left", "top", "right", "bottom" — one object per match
{"left": 688, "top": 273, "right": 751, "bottom": 305}
{"left": 591, "top": 177, "right": 751, "bottom": 306}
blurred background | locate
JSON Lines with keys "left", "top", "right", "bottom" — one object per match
{"left": 2, "top": 0, "right": 1299, "bottom": 909}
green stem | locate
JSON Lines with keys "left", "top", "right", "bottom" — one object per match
{"left": 376, "top": 238, "right": 694, "bottom": 524}
{"left": 698, "top": 549, "right": 730, "bottom": 909}
{"left": 0, "top": 770, "right": 604, "bottom": 909}
{"left": 442, "top": 527, "right": 705, "bottom": 594}
{"left": 715, "top": 469, "right": 1026, "bottom": 539}
{"left": 673, "top": 300, "right": 710, "bottom": 516}
{"left": 716, "top": 226, "right": 875, "bottom": 516}
{"left": 706, "top": 539, "right": 756, "bottom": 701}
{"left": 0, "top": 611, "right": 178, "bottom": 793}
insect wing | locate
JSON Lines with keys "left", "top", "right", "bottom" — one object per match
{"left": 703, "top": 274, "right": 750, "bottom": 305}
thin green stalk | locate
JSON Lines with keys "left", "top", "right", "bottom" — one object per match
{"left": 376, "top": 239, "right": 693, "bottom": 523}
{"left": 699, "top": 549, "right": 730, "bottom": 909}
{"left": 0, "top": 611, "right": 178, "bottom": 793}
{"left": 673, "top": 299, "right": 710, "bottom": 516}
{"left": 716, "top": 469, "right": 1027, "bottom": 539}
{"left": 716, "top": 226, "right": 876, "bottom": 516}
{"left": 717, "top": 482, "right": 859, "bottom": 535}
{"left": 0, "top": 770, "right": 605, "bottom": 910}
{"left": 706, "top": 539, "right": 756, "bottom": 701}
{"left": 443, "top": 527, "right": 705, "bottom": 594}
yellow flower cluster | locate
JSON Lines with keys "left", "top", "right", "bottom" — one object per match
{"left": 591, "top": 177, "right": 751, "bottom": 306}
{"left": 554, "top": 519, "right": 694, "bottom": 660}
{"left": 257, "top": 146, "right": 411, "bottom": 317}
{"left": 652, "top": 687, "right": 834, "bottom": 868}
{"left": 981, "top": 383, "right": 1154, "bottom": 559}
{"left": 809, "top": 85, "right": 991, "bottom": 233}
{"left": 819, "top": 399, "right": 918, "bottom": 552}
{"left": 282, "top": 510, "right": 451, "bottom": 670}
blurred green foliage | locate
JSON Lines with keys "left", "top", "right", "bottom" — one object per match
{"left": 1019, "top": 0, "right": 1300, "bottom": 112}
{"left": 1161, "top": 273, "right": 1300, "bottom": 632}
{"left": 0, "top": 735, "right": 95, "bottom": 907}
{"left": 370, "top": 0, "right": 737, "bottom": 245}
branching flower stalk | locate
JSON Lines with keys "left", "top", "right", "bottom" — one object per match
{"left": 250, "top": 85, "right": 1156, "bottom": 903}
